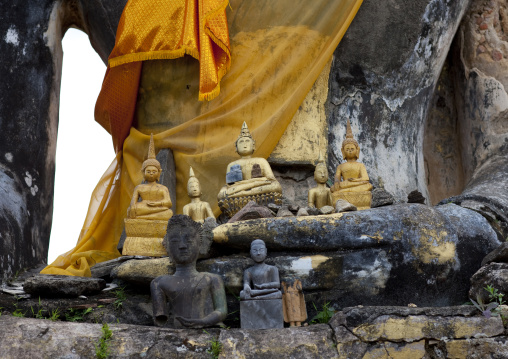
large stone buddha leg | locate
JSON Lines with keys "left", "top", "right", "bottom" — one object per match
{"left": 213, "top": 204, "right": 500, "bottom": 306}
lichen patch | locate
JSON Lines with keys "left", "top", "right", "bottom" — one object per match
{"left": 4, "top": 27, "right": 19, "bottom": 46}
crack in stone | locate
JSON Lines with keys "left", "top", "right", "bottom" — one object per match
{"left": 37, "top": 326, "right": 49, "bottom": 338}
{"left": 382, "top": 342, "right": 395, "bottom": 359}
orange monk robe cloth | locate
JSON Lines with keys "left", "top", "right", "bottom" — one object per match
{"left": 42, "top": 0, "right": 363, "bottom": 276}
{"left": 96, "top": 0, "right": 231, "bottom": 152}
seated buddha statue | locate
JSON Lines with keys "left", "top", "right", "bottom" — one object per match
{"left": 240, "top": 239, "right": 282, "bottom": 300}
{"left": 151, "top": 215, "right": 227, "bottom": 328}
{"left": 183, "top": 167, "right": 215, "bottom": 223}
{"left": 330, "top": 120, "right": 373, "bottom": 210}
{"left": 123, "top": 134, "right": 173, "bottom": 257}
{"left": 308, "top": 152, "right": 333, "bottom": 209}
{"left": 217, "top": 122, "right": 282, "bottom": 217}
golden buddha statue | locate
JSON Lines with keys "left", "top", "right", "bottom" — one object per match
{"left": 123, "top": 134, "right": 173, "bottom": 257}
{"left": 308, "top": 152, "right": 333, "bottom": 209}
{"left": 330, "top": 119, "right": 372, "bottom": 210}
{"left": 217, "top": 122, "right": 282, "bottom": 217}
{"left": 183, "top": 167, "right": 214, "bottom": 223}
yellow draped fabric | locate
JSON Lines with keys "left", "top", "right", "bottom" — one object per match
{"left": 42, "top": 0, "right": 362, "bottom": 276}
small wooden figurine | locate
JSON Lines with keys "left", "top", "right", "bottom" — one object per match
{"left": 282, "top": 279, "right": 307, "bottom": 327}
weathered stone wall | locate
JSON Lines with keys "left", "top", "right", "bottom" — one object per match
{"left": 454, "top": 0, "right": 508, "bottom": 180}
{"left": 445, "top": 0, "right": 508, "bottom": 239}
{"left": 326, "top": 0, "right": 472, "bottom": 203}
{"left": 0, "top": 0, "right": 61, "bottom": 283}
{"left": 423, "top": 57, "right": 465, "bottom": 205}
{"left": 0, "top": 0, "right": 126, "bottom": 283}
{"left": 1, "top": 306, "right": 507, "bottom": 358}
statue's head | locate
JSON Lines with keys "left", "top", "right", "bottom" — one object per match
{"left": 142, "top": 134, "right": 162, "bottom": 181}
{"left": 314, "top": 162, "right": 328, "bottom": 184}
{"left": 250, "top": 239, "right": 267, "bottom": 263}
{"left": 314, "top": 151, "right": 328, "bottom": 184}
{"left": 235, "top": 121, "right": 256, "bottom": 156}
{"left": 144, "top": 165, "right": 161, "bottom": 183}
{"left": 164, "top": 215, "right": 202, "bottom": 265}
{"left": 187, "top": 167, "right": 201, "bottom": 198}
{"left": 341, "top": 119, "right": 360, "bottom": 161}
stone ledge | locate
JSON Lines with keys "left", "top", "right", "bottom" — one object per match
{"left": 2, "top": 306, "right": 507, "bottom": 358}
{"left": 331, "top": 306, "right": 507, "bottom": 359}
{"left": 0, "top": 316, "right": 337, "bottom": 359}
{"left": 219, "top": 324, "right": 337, "bottom": 358}
{"left": 0, "top": 315, "right": 217, "bottom": 359}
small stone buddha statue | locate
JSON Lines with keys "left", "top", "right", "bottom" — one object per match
{"left": 308, "top": 152, "right": 333, "bottom": 209}
{"left": 122, "top": 134, "right": 173, "bottom": 256}
{"left": 151, "top": 215, "right": 227, "bottom": 328}
{"left": 183, "top": 167, "right": 215, "bottom": 223}
{"left": 240, "top": 239, "right": 282, "bottom": 300}
{"left": 217, "top": 122, "right": 282, "bottom": 217}
{"left": 240, "top": 239, "right": 283, "bottom": 329}
{"left": 330, "top": 119, "right": 373, "bottom": 210}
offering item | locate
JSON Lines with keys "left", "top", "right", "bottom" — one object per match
{"left": 151, "top": 215, "right": 227, "bottom": 328}
{"left": 123, "top": 134, "right": 173, "bottom": 256}
{"left": 330, "top": 119, "right": 373, "bottom": 210}
{"left": 218, "top": 122, "right": 282, "bottom": 217}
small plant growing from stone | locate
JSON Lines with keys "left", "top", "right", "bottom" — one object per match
{"left": 12, "top": 309, "right": 25, "bottom": 317}
{"left": 113, "top": 287, "right": 127, "bottom": 310}
{"left": 204, "top": 330, "right": 222, "bottom": 359}
{"left": 31, "top": 306, "right": 46, "bottom": 319}
{"left": 470, "top": 285, "right": 505, "bottom": 318}
{"left": 311, "top": 302, "right": 335, "bottom": 324}
{"left": 485, "top": 284, "right": 505, "bottom": 307}
{"left": 65, "top": 307, "right": 93, "bottom": 322}
{"left": 30, "top": 297, "right": 46, "bottom": 319}
{"left": 95, "top": 323, "right": 113, "bottom": 359}
{"left": 12, "top": 302, "right": 26, "bottom": 318}
{"left": 470, "top": 296, "right": 498, "bottom": 318}
{"left": 48, "top": 308, "right": 61, "bottom": 321}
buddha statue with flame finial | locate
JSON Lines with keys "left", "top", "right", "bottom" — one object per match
{"left": 183, "top": 167, "right": 215, "bottom": 223}
{"left": 308, "top": 151, "right": 333, "bottom": 209}
{"left": 123, "top": 134, "right": 173, "bottom": 257}
{"left": 330, "top": 120, "right": 373, "bottom": 210}
{"left": 217, "top": 122, "right": 282, "bottom": 217}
